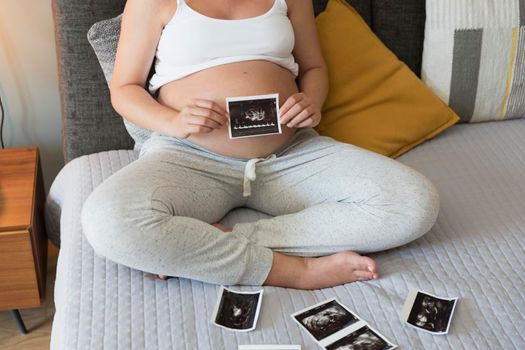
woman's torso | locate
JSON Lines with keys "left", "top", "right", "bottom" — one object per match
{"left": 154, "top": 0, "right": 300, "bottom": 159}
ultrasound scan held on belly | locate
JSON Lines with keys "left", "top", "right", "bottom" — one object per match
{"left": 226, "top": 93, "right": 282, "bottom": 139}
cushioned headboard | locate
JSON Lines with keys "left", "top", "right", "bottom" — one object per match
{"left": 52, "top": 0, "right": 425, "bottom": 162}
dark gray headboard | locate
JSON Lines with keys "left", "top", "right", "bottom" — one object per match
{"left": 52, "top": 0, "right": 425, "bottom": 162}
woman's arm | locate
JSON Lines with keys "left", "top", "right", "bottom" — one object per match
{"left": 110, "top": 0, "right": 179, "bottom": 134}
{"left": 279, "top": 0, "right": 329, "bottom": 128}
{"left": 110, "top": 0, "right": 228, "bottom": 138}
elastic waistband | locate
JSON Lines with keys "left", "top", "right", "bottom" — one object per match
{"left": 140, "top": 127, "right": 319, "bottom": 162}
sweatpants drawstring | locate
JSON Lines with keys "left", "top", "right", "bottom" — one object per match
{"left": 243, "top": 153, "right": 277, "bottom": 197}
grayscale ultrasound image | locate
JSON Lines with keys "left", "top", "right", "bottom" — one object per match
{"left": 325, "top": 325, "right": 394, "bottom": 350}
{"left": 228, "top": 96, "right": 280, "bottom": 138}
{"left": 214, "top": 289, "right": 261, "bottom": 330}
{"left": 294, "top": 300, "right": 359, "bottom": 341}
{"left": 407, "top": 292, "right": 456, "bottom": 333}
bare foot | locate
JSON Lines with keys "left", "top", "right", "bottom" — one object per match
{"left": 156, "top": 222, "right": 233, "bottom": 280}
{"left": 300, "top": 251, "right": 378, "bottom": 289}
{"left": 263, "top": 251, "right": 378, "bottom": 289}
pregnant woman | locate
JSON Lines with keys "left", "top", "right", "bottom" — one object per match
{"left": 81, "top": 0, "right": 440, "bottom": 289}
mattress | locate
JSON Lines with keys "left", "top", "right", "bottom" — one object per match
{"left": 45, "top": 119, "right": 525, "bottom": 349}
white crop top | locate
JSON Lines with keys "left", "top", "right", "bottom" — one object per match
{"left": 148, "top": 0, "right": 300, "bottom": 94}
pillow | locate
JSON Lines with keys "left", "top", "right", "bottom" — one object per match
{"left": 87, "top": 15, "right": 153, "bottom": 151}
{"left": 314, "top": 0, "right": 460, "bottom": 158}
{"left": 422, "top": 0, "right": 525, "bottom": 123}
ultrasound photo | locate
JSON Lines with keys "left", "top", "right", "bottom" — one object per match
{"left": 401, "top": 288, "right": 458, "bottom": 334}
{"left": 325, "top": 325, "right": 396, "bottom": 350}
{"left": 226, "top": 93, "right": 281, "bottom": 138}
{"left": 211, "top": 286, "right": 263, "bottom": 332}
{"left": 292, "top": 299, "right": 359, "bottom": 342}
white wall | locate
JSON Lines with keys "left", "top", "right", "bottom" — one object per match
{"left": 0, "top": 0, "right": 63, "bottom": 194}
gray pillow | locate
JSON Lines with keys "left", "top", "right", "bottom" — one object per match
{"left": 87, "top": 14, "right": 153, "bottom": 151}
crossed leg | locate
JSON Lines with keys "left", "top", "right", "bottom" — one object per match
{"left": 227, "top": 134, "right": 440, "bottom": 288}
{"left": 81, "top": 149, "right": 276, "bottom": 286}
{"left": 81, "top": 134, "right": 438, "bottom": 288}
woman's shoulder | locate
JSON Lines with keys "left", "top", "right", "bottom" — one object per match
{"left": 284, "top": 0, "right": 312, "bottom": 14}
{"left": 123, "top": 0, "right": 177, "bottom": 29}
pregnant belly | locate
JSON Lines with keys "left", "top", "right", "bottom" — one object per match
{"left": 156, "top": 60, "right": 300, "bottom": 159}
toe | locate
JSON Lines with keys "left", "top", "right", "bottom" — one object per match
{"left": 362, "top": 257, "right": 378, "bottom": 273}
{"left": 353, "top": 256, "right": 377, "bottom": 273}
{"left": 338, "top": 252, "right": 378, "bottom": 273}
{"left": 353, "top": 270, "right": 376, "bottom": 280}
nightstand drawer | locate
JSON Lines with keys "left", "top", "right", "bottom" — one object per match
{"left": 0, "top": 231, "right": 41, "bottom": 309}
{"left": 0, "top": 147, "right": 47, "bottom": 311}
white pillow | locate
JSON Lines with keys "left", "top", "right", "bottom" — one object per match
{"left": 87, "top": 14, "right": 154, "bottom": 151}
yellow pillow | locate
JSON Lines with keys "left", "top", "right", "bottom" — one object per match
{"left": 314, "top": 0, "right": 460, "bottom": 158}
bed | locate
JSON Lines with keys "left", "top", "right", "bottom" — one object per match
{"left": 46, "top": 0, "right": 525, "bottom": 348}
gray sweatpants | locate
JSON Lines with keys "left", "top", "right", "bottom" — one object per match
{"left": 81, "top": 127, "right": 439, "bottom": 286}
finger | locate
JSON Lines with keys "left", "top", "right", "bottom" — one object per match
{"left": 280, "top": 96, "right": 307, "bottom": 122}
{"left": 193, "top": 98, "right": 228, "bottom": 115}
{"left": 295, "top": 112, "right": 321, "bottom": 128}
{"left": 287, "top": 108, "right": 314, "bottom": 127}
{"left": 193, "top": 99, "right": 229, "bottom": 121}
{"left": 190, "top": 107, "right": 226, "bottom": 127}
{"left": 281, "top": 101, "right": 310, "bottom": 125}
{"left": 187, "top": 124, "right": 214, "bottom": 134}
{"left": 293, "top": 117, "right": 314, "bottom": 128}
{"left": 188, "top": 115, "right": 222, "bottom": 129}
{"left": 279, "top": 93, "right": 305, "bottom": 117}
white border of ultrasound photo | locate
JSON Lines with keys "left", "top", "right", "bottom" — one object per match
{"left": 400, "top": 288, "right": 458, "bottom": 335}
{"left": 226, "top": 93, "right": 282, "bottom": 139}
{"left": 290, "top": 298, "right": 396, "bottom": 349}
{"left": 211, "top": 286, "right": 264, "bottom": 332}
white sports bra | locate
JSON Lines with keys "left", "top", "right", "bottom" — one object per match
{"left": 148, "top": 0, "right": 300, "bottom": 94}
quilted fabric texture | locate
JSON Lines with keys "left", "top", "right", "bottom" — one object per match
{"left": 45, "top": 119, "right": 525, "bottom": 349}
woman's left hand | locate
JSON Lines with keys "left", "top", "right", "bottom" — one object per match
{"left": 279, "top": 92, "right": 322, "bottom": 128}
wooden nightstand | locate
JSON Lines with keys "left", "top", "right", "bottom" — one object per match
{"left": 0, "top": 147, "right": 48, "bottom": 334}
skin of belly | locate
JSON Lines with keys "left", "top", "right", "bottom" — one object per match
{"left": 157, "top": 60, "right": 300, "bottom": 159}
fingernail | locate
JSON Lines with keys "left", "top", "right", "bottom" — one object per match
{"left": 368, "top": 265, "right": 373, "bottom": 272}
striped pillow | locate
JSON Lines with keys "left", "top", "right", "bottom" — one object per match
{"left": 422, "top": 0, "right": 525, "bottom": 123}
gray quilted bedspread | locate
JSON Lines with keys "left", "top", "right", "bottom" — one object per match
{"left": 45, "top": 119, "right": 525, "bottom": 349}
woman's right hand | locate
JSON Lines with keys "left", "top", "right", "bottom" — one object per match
{"left": 167, "top": 98, "right": 229, "bottom": 139}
